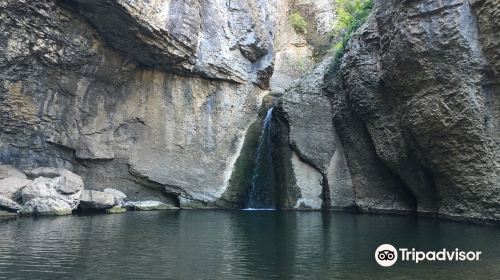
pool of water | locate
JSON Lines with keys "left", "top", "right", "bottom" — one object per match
{"left": 0, "top": 211, "right": 499, "bottom": 279}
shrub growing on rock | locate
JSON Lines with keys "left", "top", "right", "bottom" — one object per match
{"left": 289, "top": 11, "right": 307, "bottom": 34}
{"left": 330, "top": 0, "right": 374, "bottom": 66}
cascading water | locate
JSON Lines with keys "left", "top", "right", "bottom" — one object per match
{"left": 245, "top": 107, "right": 276, "bottom": 210}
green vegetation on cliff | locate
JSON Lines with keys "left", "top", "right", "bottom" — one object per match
{"left": 289, "top": 10, "right": 308, "bottom": 34}
{"left": 330, "top": 0, "right": 373, "bottom": 67}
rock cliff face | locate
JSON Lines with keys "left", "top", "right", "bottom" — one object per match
{"left": 277, "top": 0, "right": 499, "bottom": 223}
{"left": 1, "top": 0, "right": 498, "bottom": 223}
{"left": 59, "top": 0, "right": 276, "bottom": 88}
{"left": 0, "top": 0, "right": 277, "bottom": 206}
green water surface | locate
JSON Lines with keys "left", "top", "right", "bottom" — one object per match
{"left": 0, "top": 211, "right": 498, "bottom": 279}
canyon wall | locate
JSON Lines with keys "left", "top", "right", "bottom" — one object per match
{"left": 0, "top": 0, "right": 278, "bottom": 207}
{"left": 278, "top": 0, "right": 499, "bottom": 223}
{"left": 1, "top": 0, "right": 498, "bottom": 223}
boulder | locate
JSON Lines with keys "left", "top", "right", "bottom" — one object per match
{"left": 0, "top": 165, "right": 27, "bottom": 179}
{"left": 79, "top": 190, "right": 116, "bottom": 210}
{"left": 0, "top": 195, "right": 21, "bottom": 212}
{"left": 21, "top": 176, "right": 83, "bottom": 210}
{"left": 103, "top": 188, "right": 127, "bottom": 206}
{"left": 21, "top": 177, "right": 57, "bottom": 202}
{"left": 20, "top": 197, "right": 72, "bottom": 216}
{"left": 124, "top": 200, "right": 179, "bottom": 211}
{"left": 0, "top": 176, "right": 32, "bottom": 200}
{"left": 25, "top": 167, "right": 83, "bottom": 194}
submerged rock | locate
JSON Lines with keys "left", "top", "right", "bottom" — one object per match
{"left": 106, "top": 206, "right": 127, "bottom": 214}
{"left": 0, "top": 210, "right": 18, "bottom": 218}
{"left": 20, "top": 197, "right": 72, "bottom": 216}
{"left": 79, "top": 190, "right": 116, "bottom": 210}
{"left": 124, "top": 201, "right": 179, "bottom": 211}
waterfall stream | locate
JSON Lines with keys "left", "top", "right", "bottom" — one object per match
{"left": 245, "top": 107, "right": 276, "bottom": 210}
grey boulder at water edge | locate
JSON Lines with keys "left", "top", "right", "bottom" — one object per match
{"left": 0, "top": 0, "right": 499, "bottom": 224}
{"left": 0, "top": 164, "right": 176, "bottom": 215}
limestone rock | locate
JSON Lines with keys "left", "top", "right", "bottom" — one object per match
{"left": 0, "top": 176, "right": 32, "bottom": 201}
{"left": 124, "top": 200, "right": 179, "bottom": 211}
{"left": 21, "top": 171, "right": 83, "bottom": 210}
{"left": 0, "top": 0, "right": 271, "bottom": 207}
{"left": 0, "top": 195, "right": 21, "bottom": 212}
{"left": 21, "top": 177, "right": 57, "bottom": 202}
{"left": 278, "top": 61, "right": 336, "bottom": 173}
{"left": 25, "top": 167, "right": 64, "bottom": 179}
{"left": 103, "top": 188, "right": 127, "bottom": 206}
{"left": 20, "top": 197, "right": 72, "bottom": 216}
{"left": 0, "top": 0, "right": 497, "bottom": 224}
{"left": 326, "top": 147, "right": 355, "bottom": 209}
{"left": 62, "top": 0, "right": 276, "bottom": 87}
{"left": 26, "top": 167, "right": 83, "bottom": 195}
{"left": 79, "top": 190, "right": 116, "bottom": 210}
{"left": 103, "top": 188, "right": 127, "bottom": 200}
{"left": 290, "top": 153, "right": 323, "bottom": 210}
{"left": 275, "top": 61, "right": 359, "bottom": 210}
{"left": 324, "top": 0, "right": 500, "bottom": 222}
{"left": 0, "top": 165, "right": 26, "bottom": 179}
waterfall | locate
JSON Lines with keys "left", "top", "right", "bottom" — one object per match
{"left": 245, "top": 107, "right": 276, "bottom": 210}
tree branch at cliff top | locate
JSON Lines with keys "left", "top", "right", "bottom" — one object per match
{"left": 330, "top": 0, "right": 374, "bottom": 69}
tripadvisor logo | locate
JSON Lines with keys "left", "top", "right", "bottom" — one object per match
{"left": 375, "top": 244, "right": 398, "bottom": 267}
{"left": 375, "top": 244, "right": 482, "bottom": 267}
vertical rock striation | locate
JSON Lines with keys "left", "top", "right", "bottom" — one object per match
{"left": 278, "top": 0, "right": 499, "bottom": 223}
{"left": 0, "top": 0, "right": 280, "bottom": 207}
{"left": 321, "top": 0, "right": 500, "bottom": 222}
{"left": 0, "top": 0, "right": 498, "bottom": 223}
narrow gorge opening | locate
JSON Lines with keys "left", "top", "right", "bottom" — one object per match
{"left": 244, "top": 107, "right": 277, "bottom": 210}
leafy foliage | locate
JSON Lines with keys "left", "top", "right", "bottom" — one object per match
{"left": 289, "top": 11, "right": 307, "bottom": 34}
{"left": 330, "top": 0, "right": 374, "bottom": 67}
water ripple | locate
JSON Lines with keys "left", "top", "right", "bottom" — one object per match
{"left": 0, "top": 211, "right": 499, "bottom": 279}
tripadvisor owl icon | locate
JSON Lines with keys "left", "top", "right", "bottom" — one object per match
{"left": 375, "top": 244, "right": 398, "bottom": 267}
